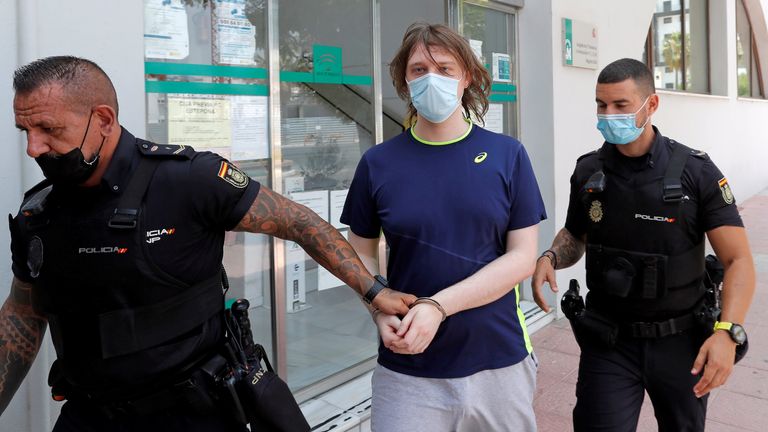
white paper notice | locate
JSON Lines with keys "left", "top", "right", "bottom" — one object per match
{"left": 317, "top": 230, "right": 348, "bottom": 291}
{"left": 168, "top": 97, "right": 231, "bottom": 149}
{"left": 285, "top": 240, "right": 306, "bottom": 312}
{"left": 290, "top": 190, "right": 329, "bottom": 222}
{"left": 485, "top": 103, "right": 504, "bottom": 134}
{"left": 469, "top": 39, "right": 484, "bottom": 62}
{"left": 230, "top": 96, "right": 268, "bottom": 160}
{"left": 147, "top": 93, "right": 160, "bottom": 124}
{"left": 144, "top": 0, "right": 189, "bottom": 60}
{"left": 329, "top": 189, "right": 349, "bottom": 229}
{"left": 215, "top": 0, "right": 257, "bottom": 65}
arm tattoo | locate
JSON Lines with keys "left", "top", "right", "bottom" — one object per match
{"left": 0, "top": 278, "right": 47, "bottom": 414}
{"left": 234, "top": 186, "right": 373, "bottom": 296}
{"left": 550, "top": 228, "right": 586, "bottom": 269}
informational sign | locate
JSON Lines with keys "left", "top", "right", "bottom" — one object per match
{"left": 484, "top": 103, "right": 504, "bottom": 134}
{"left": 290, "top": 190, "right": 330, "bottom": 222}
{"left": 329, "top": 189, "right": 349, "bottom": 229}
{"left": 469, "top": 39, "right": 484, "bottom": 62}
{"left": 317, "top": 230, "right": 349, "bottom": 291}
{"left": 214, "top": 0, "right": 257, "bottom": 65}
{"left": 313, "top": 45, "right": 343, "bottom": 84}
{"left": 492, "top": 53, "right": 511, "bottom": 82}
{"left": 562, "top": 18, "right": 598, "bottom": 69}
{"left": 285, "top": 240, "right": 307, "bottom": 312}
{"left": 144, "top": 0, "right": 189, "bottom": 60}
{"left": 167, "top": 97, "right": 231, "bottom": 149}
{"left": 230, "top": 96, "right": 268, "bottom": 160}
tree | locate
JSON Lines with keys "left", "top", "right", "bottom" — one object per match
{"left": 662, "top": 32, "right": 682, "bottom": 89}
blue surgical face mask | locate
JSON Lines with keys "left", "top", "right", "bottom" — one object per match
{"left": 596, "top": 96, "right": 651, "bottom": 145}
{"left": 408, "top": 73, "right": 461, "bottom": 124}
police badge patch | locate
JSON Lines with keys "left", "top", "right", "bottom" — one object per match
{"left": 217, "top": 161, "right": 249, "bottom": 189}
{"left": 718, "top": 177, "right": 734, "bottom": 205}
{"left": 589, "top": 200, "right": 603, "bottom": 223}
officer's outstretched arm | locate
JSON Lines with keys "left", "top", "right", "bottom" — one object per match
{"left": 0, "top": 277, "right": 47, "bottom": 416}
{"left": 532, "top": 227, "right": 586, "bottom": 312}
{"left": 692, "top": 225, "right": 755, "bottom": 398}
{"left": 233, "top": 185, "right": 415, "bottom": 315}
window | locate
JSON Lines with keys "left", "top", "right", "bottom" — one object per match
{"left": 736, "top": 0, "right": 765, "bottom": 98}
{"left": 643, "top": 0, "right": 710, "bottom": 93}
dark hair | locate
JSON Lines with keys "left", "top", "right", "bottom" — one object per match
{"left": 389, "top": 22, "right": 491, "bottom": 126}
{"left": 597, "top": 58, "right": 655, "bottom": 97}
{"left": 13, "top": 56, "right": 119, "bottom": 115}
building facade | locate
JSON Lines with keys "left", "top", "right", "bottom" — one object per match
{"left": 1, "top": 0, "right": 767, "bottom": 430}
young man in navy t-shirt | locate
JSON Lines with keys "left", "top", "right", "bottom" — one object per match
{"left": 342, "top": 22, "right": 547, "bottom": 431}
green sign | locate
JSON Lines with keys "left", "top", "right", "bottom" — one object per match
{"left": 563, "top": 18, "right": 573, "bottom": 66}
{"left": 562, "top": 18, "right": 598, "bottom": 69}
{"left": 313, "top": 44, "right": 343, "bottom": 84}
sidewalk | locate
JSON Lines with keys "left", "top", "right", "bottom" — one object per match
{"left": 532, "top": 187, "right": 768, "bottom": 432}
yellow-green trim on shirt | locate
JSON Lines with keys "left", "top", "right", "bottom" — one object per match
{"left": 410, "top": 119, "right": 473, "bottom": 146}
{"left": 515, "top": 284, "right": 534, "bottom": 354}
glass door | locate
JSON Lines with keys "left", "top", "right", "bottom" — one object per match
{"left": 459, "top": 1, "right": 550, "bottom": 319}
{"left": 143, "top": 0, "right": 274, "bottom": 352}
{"left": 277, "top": 0, "right": 379, "bottom": 393}
{"left": 459, "top": 0, "right": 519, "bottom": 138}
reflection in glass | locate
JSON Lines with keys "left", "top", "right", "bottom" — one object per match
{"left": 649, "top": 0, "right": 709, "bottom": 93}
{"left": 279, "top": 0, "right": 378, "bottom": 391}
{"left": 736, "top": 0, "right": 764, "bottom": 98}
{"left": 143, "top": 0, "right": 274, "bottom": 355}
{"left": 460, "top": 2, "right": 519, "bottom": 138}
{"left": 684, "top": 0, "right": 708, "bottom": 93}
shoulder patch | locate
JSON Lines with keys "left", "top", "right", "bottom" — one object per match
{"left": 718, "top": 177, "right": 735, "bottom": 205}
{"left": 217, "top": 161, "right": 249, "bottom": 189}
{"left": 136, "top": 140, "right": 193, "bottom": 159}
{"left": 577, "top": 149, "right": 599, "bottom": 162}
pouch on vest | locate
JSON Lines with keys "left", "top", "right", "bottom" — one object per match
{"left": 586, "top": 244, "right": 669, "bottom": 299}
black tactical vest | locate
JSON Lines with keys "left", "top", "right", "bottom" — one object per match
{"left": 579, "top": 142, "right": 706, "bottom": 315}
{"left": 13, "top": 140, "right": 224, "bottom": 395}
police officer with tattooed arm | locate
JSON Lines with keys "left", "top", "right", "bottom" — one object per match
{"left": 532, "top": 58, "right": 755, "bottom": 432}
{"left": 0, "top": 56, "right": 415, "bottom": 431}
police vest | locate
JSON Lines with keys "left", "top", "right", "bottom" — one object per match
{"left": 579, "top": 142, "right": 706, "bottom": 306}
{"left": 13, "top": 139, "right": 224, "bottom": 393}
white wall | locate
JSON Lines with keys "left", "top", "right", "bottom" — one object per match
{"left": 1, "top": 2, "right": 145, "bottom": 430}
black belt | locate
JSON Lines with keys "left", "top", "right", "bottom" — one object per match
{"left": 621, "top": 313, "right": 699, "bottom": 339}
{"left": 59, "top": 354, "right": 230, "bottom": 419}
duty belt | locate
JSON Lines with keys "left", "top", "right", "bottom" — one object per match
{"left": 620, "top": 312, "right": 699, "bottom": 339}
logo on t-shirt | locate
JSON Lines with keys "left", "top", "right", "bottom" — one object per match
{"left": 474, "top": 152, "right": 488, "bottom": 163}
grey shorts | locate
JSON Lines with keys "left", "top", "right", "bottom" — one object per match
{"left": 371, "top": 353, "right": 538, "bottom": 432}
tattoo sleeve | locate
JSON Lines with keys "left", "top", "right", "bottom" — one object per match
{"left": 234, "top": 186, "right": 373, "bottom": 296}
{"left": 0, "top": 278, "right": 47, "bottom": 415}
{"left": 550, "top": 228, "right": 586, "bottom": 269}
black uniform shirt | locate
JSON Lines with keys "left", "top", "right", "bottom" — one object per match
{"left": 13, "top": 128, "right": 260, "bottom": 284}
{"left": 10, "top": 128, "right": 260, "bottom": 393}
{"left": 564, "top": 126, "right": 743, "bottom": 319}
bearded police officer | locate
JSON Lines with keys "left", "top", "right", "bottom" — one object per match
{"left": 532, "top": 58, "right": 755, "bottom": 431}
{"left": 0, "top": 56, "right": 415, "bottom": 431}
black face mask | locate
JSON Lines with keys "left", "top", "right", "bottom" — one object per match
{"left": 35, "top": 112, "right": 105, "bottom": 185}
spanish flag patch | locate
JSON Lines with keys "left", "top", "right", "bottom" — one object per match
{"left": 718, "top": 177, "right": 734, "bottom": 205}
{"left": 217, "top": 161, "right": 249, "bottom": 189}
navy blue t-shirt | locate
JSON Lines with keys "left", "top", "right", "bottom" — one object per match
{"left": 341, "top": 123, "right": 547, "bottom": 378}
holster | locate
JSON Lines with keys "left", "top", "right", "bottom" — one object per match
{"left": 235, "top": 345, "right": 310, "bottom": 432}
{"left": 572, "top": 309, "right": 619, "bottom": 346}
